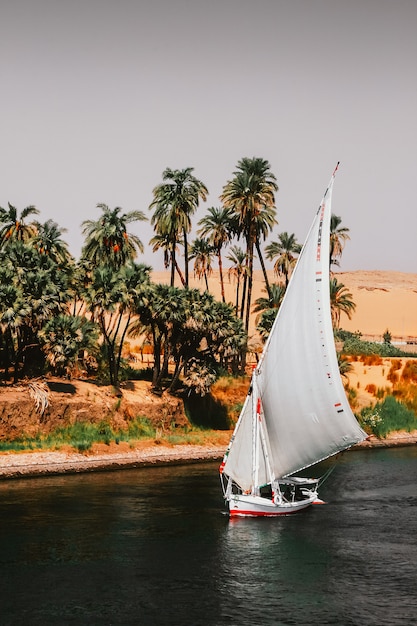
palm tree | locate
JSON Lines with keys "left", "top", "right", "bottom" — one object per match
{"left": 197, "top": 206, "right": 233, "bottom": 302}
{"left": 189, "top": 237, "right": 214, "bottom": 291}
{"left": 226, "top": 245, "right": 247, "bottom": 316}
{"left": 82, "top": 262, "right": 151, "bottom": 388}
{"left": 265, "top": 232, "right": 301, "bottom": 287}
{"left": 330, "top": 277, "right": 356, "bottom": 328}
{"left": 0, "top": 203, "right": 39, "bottom": 247}
{"left": 220, "top": 157, "right": 278, "bottom": 334}
{"left": 149, "top": 167, "right": 208, "bottom": 288}
{"left": 253, "top": 283, "right": 286, "bottom": 317}
{"left": 39, "top": 315, "right": 98, "bottom": 377}
{"left": 330, "top": 214, "right": 350, "bottom": 269}
{"left": 149, "top": 231, "right": 185, "bottom": 286}
{"left": 0, "top": 240, "right": 73, "bottom": 381}
{"left": 81, "top": 204, "right": 146, "bottom": 269}
{"left": 337, "top": 353, "right": 353, "bottom": 380}
{"left": 253, "top": 283, "right": 286, "bottom": 340}
{"left": 32, "top": 219, "right": 73, "bottom": 266}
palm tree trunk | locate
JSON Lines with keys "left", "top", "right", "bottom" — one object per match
{"left": 98, "top": 312, "right": 117, "bottom": 387}
{"left": 115, "top": 313, "right": 131, "bottom": 387}
{"left": 175, "top": 261, "right": 186, "bottom": 286}
{"left": 152, "top": 332, "right": 162, "bottom": 389}
{"left": 240, "top": 268, "right": 248, "bottom": 321}
{"left": 235, "top": 278, "right": 240, "bottom": 316}
{"left": 170, "top": 249, "right": 176, "bottom": 287}
{"left": 245, "top": 244, "right": 254, "bottom": 334}
{"left": 183, "top": 229, "right": 189, "bottom": 288}
{"left": 256, "top": 241, "right": 272, "bottom": 299}
{"left": 155, "top": 334, "right": 170, "bottom": 389}
{"left": 217, "top": 250, "right": 226, "bottom": 303}
{"left": 240, "top": 242, "right": 251, "bottom": 323}
{"left": 168, "top": 358, "right": 184, "bottom": 393}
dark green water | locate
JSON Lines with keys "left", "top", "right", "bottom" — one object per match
{"left": 0, "top": 447, "right": 416, "bottom": 625}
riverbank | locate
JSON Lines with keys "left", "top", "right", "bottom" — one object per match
{"left": 0, "top": 441, "right": 227, "bottom": 480}
{"left": 1, "top": 430, "right": 416, "bottom": 480}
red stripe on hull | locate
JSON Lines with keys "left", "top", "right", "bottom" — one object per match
{"left": 229, "top": 508, "right": 306, "bottom": 517}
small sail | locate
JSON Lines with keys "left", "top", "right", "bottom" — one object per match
{"left": 222, "top": 170, "right": 366, "bottom": 489}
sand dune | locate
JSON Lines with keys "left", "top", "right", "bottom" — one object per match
{"left": 151, "top": 269, "right": 417, "bottom": 341}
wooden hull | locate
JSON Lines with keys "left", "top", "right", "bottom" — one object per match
{"left": 227, "top": 492, "right": 317, "bottom": 517}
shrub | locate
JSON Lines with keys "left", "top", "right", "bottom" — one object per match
{"left": 345, "top": 386, "right": 358, "bottom": 408}
{"left": 387, "top": 359, "right": 402, "bottom": 384}
{"left": 401, "top": 360, "right": 417, "bottom": 383}
{"left": 360, "top": 354, "right": 383, "bottom": 366}
{"left": 358, "top": 396, "right": 417, "bottom": 438}
{"left": 343, "top": 338, "right": 411, "bottom": 358}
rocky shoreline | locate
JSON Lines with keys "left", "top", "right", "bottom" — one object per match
{"left": 1, "top": 431, "right": 416, "bottom": 480}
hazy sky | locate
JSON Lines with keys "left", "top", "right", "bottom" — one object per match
{"left": 1, "top": 0, "right": 416, "bottom": 272}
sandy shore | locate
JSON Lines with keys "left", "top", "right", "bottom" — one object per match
{"left": 1, "top": 431, "right": 416, "bottom": 480}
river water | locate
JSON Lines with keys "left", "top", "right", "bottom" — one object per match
{"left": 0, "top": 447, "right": 416, "bottom": 626}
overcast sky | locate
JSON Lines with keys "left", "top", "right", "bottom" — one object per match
{"left": 1, "top": 0, "right": 416, "bottom": 272}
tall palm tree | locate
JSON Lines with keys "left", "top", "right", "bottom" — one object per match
{"left": 149, "top": 167, "right": 208, "bottom": 288}
{"left": 197, "top": 206, "right": 233, "bottom": 302}
{"left": 32, "top": 219, "right": 73, "bottom": 266}
{"left": 226, "top": 245, "right": 247, "bottom": 316}
{"left": 0, "top": 203, "right": 39, "bottom": 247}
{"left": 265, "top": 231, "right": 301, "bottom": 287}
{"left": 189, "top": 237, "right": 214, "bottom": 291}
{"left": 330, "top": 277, "right": 356, "bottom": 328}
{"left": 81, "top": 204, "right": 146, "bottom": 269}
{"left": 220, "top": 157, "right": 278, "bottom": 334}
{"left": 330, "top": 214, "right": 350, "bottom": 269}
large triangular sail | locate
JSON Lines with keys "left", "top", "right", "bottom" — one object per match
{"left": 222, "top": 166, "right": 366, "bottom": 490}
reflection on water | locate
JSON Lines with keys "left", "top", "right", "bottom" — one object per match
{"left": 0, "top": 448, "right": 416, "bottom": 625}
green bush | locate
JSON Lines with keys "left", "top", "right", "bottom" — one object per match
{"left": 334, "top": 329, "right": 362, "bottom": 342}
{"left": 358, "top": 395, "right": 417, "bottom": 438}
{"left": 343, "top": 337, "right": 411, "bottom": 358}
{"left": 0, "top": 416, "right": 157, "bottom": 453}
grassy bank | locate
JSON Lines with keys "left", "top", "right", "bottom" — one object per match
{"left": 0, "top": 417, "right": 229, "bottom": 454}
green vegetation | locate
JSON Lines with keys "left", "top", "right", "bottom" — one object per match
{"left": 0, "top": 417, "right": 151, "bottom": 453}
{"left": 0, "top": 417, "right": 224, "bottom": 454}
{"left": 342, "top": 336, "right": 415, "bottom": 358}
{"left": 358, "top": 396, "right": 416, "bottom": 438}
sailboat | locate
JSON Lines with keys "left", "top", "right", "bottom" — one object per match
{"left": 219, "top": 164, "right": 367, "bottom": 517}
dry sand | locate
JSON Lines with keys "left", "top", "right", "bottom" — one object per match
{"left": 152, "top": 269, "right": 417, "bottom": 341}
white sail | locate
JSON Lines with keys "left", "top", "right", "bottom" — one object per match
{"left": 222, "top": 170, "right": 366, "bottom": 490}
